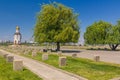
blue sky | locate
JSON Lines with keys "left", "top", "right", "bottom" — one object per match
{"left": 0, "top": 0, "right": 120, "bottom": 43}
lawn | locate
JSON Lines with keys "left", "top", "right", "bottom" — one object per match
{"left": 23, "top": 52, "right": 120, "bottom": 80}
{"left": 0, "top": 56, "right": 42, "bottom": 80}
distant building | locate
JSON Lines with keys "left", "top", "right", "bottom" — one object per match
{"left": 14, "top": 26, "right": 22, "bottom": 45}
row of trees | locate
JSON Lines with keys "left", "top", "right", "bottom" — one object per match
{"left": 84, "top": 20, "right": 120, "bottom": 50}
{"left": 34, "top": 2, "right": 120, "bottom": 51}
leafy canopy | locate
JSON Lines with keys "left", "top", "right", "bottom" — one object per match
{"left": 34, "top": 2, "right": 80, "bottom": 43}
{"left": 106, "top": 20, "right": 120, "bottom": 44}
{"left": 84, "top": 21, "right": 112, "bottom": 45}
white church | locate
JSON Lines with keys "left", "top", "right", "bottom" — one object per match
{"left": 14, "top": 26, "right": 22, "bottom": 45}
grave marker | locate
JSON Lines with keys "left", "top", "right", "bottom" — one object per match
{"left": 94, "top": 55, "right": 100, "bottom": 62}
{"left": 13, "top": 60, "right": 23, "bottom": 71}
{"left": 59, "top": 57, "right": 66, "bottom": 67}
{"left": 42, "top": 54, "right": 48, "bottom": 60}
{"left": 6, "top": 55, "right": 14, "bottom": 62}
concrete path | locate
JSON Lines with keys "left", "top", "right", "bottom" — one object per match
{"left": 63, "top": 49, "right": 120, "bottom": 64}
{"left": 0, "top": 49, "right": 87, "bottom": 80}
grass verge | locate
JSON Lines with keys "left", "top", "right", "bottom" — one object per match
{"left": 0, "top": 56, "right": 42, "bottom": 80}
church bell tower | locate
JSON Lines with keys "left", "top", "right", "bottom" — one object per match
{"left": 14, "top": 26, "right": 22, "bottom": 45}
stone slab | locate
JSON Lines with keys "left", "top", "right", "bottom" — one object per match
{"left": 42, "top": 54, "right": 48, "bottom": 60}
{"left": 72, "top": 54, "right": 77, "bottom": 58}
{"left": 94, "top": 55, "right": 100, "bottom": 62}
{"left": 6, "top": 55, "right": 14, "bottom": 62}
{"left": 59, "top": 57, "right": 66, "bottom": 67}
{"left": 13, "top": 60, "right": 23, "bottom": 71}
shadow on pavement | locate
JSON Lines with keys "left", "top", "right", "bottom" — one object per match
{"left": 61, "top": 50, "right": 81, "bottom": 53}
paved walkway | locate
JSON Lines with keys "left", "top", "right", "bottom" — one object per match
{"left": 63, "top": 49, "right": 120, "bottom": 64}
{"left": 0, "top": 49, "right": 87, "bottom": 80}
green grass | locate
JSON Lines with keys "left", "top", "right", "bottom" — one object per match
{"left": 23, "top": 52, "right": 120, "bottom": 80}
{"left": 0, "top": 56, "right": 42, "bottom": 80}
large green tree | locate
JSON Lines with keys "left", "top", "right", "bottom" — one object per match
{"left": 84, "top": 21, "right": 112, "bottom": 44}
{"left": 34, "top": 3, "right": 80, "bottom": 51}
{"left": 84, "top": 20, "right": 120, "bottom": 50}
{"left": 106, "top": 20, "right": 120, "bottom": 50}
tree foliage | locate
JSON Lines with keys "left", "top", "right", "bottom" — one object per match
{"left": 106, "top": 21, "right": 120, "bottom": 44}
{"left": 106, "top": 20, "right": 120, "bottom": 50}
{"left": 84, "top": 21, "right": 111, "bottom": 45}
{"left": 34, "top": 2, "right": 80, "bottom": 51}
{"left": 84, "top": 20, "right": 120, "bottom": 50}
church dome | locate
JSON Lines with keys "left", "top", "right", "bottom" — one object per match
{"left": 16, "top": 26, "right": 20, "bottom": 30}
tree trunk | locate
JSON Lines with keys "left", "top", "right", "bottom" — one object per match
{"left": 109, "top": 44, "right": 119, "bottom": 50}
{"left": 56, "top": 42, "right": 60, "bottom": 51}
